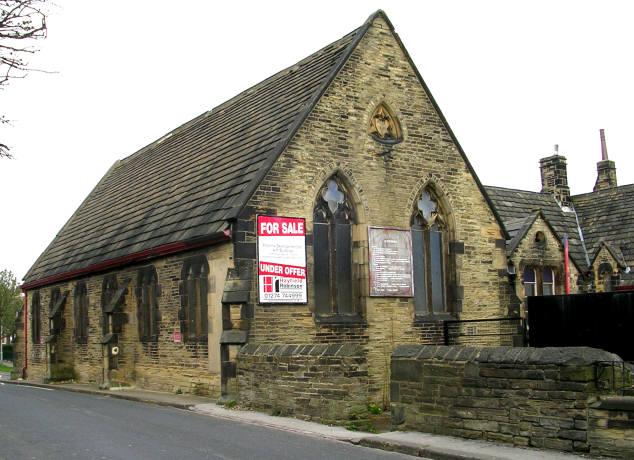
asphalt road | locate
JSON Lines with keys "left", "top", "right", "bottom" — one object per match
{"left": 0, "top": 383, "right": 412, "bottom": 460}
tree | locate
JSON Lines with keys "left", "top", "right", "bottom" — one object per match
{"left": 0, "top": 0, "right": 47, "bottom": 158}
{"left": 0, "top": 269, "right": 22, "bottom": 344}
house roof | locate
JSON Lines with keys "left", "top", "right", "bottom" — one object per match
{"left": 24, "top": 16, "right": 369, "bottom": 287}
{"left": 573, "top": 184, "right": 634, "bottom": 268}
{"left": 484, "top": 186, "right": 589, "bottom": 270}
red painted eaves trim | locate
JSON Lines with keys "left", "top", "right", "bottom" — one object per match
{"left": 21, "top": 230, "right": 232, "bottom": 291}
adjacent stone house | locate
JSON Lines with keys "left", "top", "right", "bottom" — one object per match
{"left": 13, "top": 11, "right": 634, "bottom": 413}
{"left": 486, "top": 135, "right": 634, "bottom": 315}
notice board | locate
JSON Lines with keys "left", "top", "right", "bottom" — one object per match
{"left": 368, "top": 227, "right": 414, "bottom": 297}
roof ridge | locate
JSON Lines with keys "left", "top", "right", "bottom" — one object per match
{"left": 106, "top": 23, "right": 368, "bottom": 169}
{"left": 572, "top": 182, "right": 634, "bottom": 199}
{"left": 211, "top": 27, "right": 362, "bottom": 115}
{"left": 228, "top": 13, "right": 378, "bottom": 221}
{"left": 484, "top": 184, "right": 546, "bottom": 195}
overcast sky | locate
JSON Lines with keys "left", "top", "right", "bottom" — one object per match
{"left": 1, "top": 0, "right": 632, "bottom": 281}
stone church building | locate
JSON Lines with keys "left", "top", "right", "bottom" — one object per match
{"left": 14, "top": 11, "right": 633, "bottom": 412}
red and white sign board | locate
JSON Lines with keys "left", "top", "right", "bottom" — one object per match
{"left": 257, "top": 215, "right": 307, "bottom": 304}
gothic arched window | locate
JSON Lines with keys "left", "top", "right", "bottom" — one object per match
{"left": 313, "top": 177, "right": 356, "bottom": 316}
{"left": 137, "top": 266, "right": 160, "bottom": 343}
{"left": 31, "top": 291, "right": 41, "bottom": 344}
{"left": 180, "top": 255, "right": 209, "bottom": 342}
{"left": 411, "top": 188, "right": 447, "bottom": 316}
{"left": 74, "top": 282, "right": 89, "bottom": 344}
{"left": 101, "top": 275, "right": 118, "bottom": 335}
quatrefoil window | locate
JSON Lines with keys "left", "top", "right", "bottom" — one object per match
{"left": 369, "top": 103, "right": 403, "bottom": 144}
{"left": 415, "top": 189, "right": 445, "bottom": 229}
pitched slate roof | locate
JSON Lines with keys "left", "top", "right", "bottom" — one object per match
{"left": 25, "top": 10, "right": 507, "bottom": 288}
{"left": 484, "top": 186, "right": 589, "bottom": 270}
{"left": 24, "top": 18, "right": 370, "bottom": 287}
{"left": 573, "top": 184, "right": 634, "bottom": 268}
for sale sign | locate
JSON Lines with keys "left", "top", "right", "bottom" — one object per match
{"left": 257, "top": 215, "right": 307, "bottom": 304}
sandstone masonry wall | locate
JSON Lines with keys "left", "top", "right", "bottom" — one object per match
{"left": 510, "top": 215, "right": 580, "bottom": 317}
{"left": 15, "top": 243, "right": 232, "bottom": 396}
{"left": 238, "top": 15, "right": 508, "bottom": 405}
{"left": 237, "top": 343, "right": 369, "bottom": 424}
{"left": 391, "top": 345, "right": 632, "bottom": 457}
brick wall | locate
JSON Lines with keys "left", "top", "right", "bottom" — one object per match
{"left": 15, "top": 243, "right": 232, "bottom": 396}
{"left": 391, "top": 345, "right": 631, "bottom": 456}
{"left": 237, "top": 343, "right": 369, "bottom": 424}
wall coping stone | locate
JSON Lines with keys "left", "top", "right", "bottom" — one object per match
{"left": 591, "top": 396, "right": 634, "bottom": 411}
{"left": 392, "top": 345, "right": 622, "bottom": 366}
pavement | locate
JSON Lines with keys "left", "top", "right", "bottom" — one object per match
{"left": 0, "top": 373, "right": 586, "bottom": 460}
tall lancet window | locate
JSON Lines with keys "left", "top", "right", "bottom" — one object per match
{"left": 313, "top": 177, "right": 356, "bottom": 316}
{"left": 411, "top": 188, "right": 447, "bottom": 316}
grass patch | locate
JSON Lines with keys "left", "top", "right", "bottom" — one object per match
{"left": 0, "top": 363, "right": 12, "bottom": 373}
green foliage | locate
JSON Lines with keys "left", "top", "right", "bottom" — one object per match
{"left": 174, "top": 388, "right": 183, "bottom": 394}
{"left": 217, "top": 398, "right": 237, "bottom": 408}
{"left": 367, "top": 402, "right": 383, "bottom": 415}
{"left": 0, "top": 269, "right": 22, "bottom": 340}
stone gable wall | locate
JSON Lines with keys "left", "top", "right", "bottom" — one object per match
{"left": 391, "top": 345, "right": 633, "bottom": 457}
{"left": 592, "top": 246, "right": 619, "bottom": 293}
{"left": 15, "top": 243, "right": 232, "bottom": 396}
{"left": 238, "top": 16, "right": 508, "bottom": 404}
{"left": 510, "top": 215, "right": 579, "bottom": 315}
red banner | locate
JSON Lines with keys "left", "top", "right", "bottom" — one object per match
{"left": 257, "top": 216, "right": 305, "bottom": 236}
{"left": 259, "top": 262, "right": 306, "bottom": 279}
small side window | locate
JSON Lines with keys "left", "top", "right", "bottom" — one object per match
{"left": 523, "top": 268, "right": 536, "bottom": 297}
{"left": 542, "top": 268, "right": 555, "bottom": 295}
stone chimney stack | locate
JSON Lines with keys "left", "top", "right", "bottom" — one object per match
{"left": 593, "top": 129, "right": 618, "bottom": 192}
{"left": 540, "top": 146, "right": 571, "bottom": 206}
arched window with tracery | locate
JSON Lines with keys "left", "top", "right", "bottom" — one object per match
{"left": 313, "top": 176, "right": 356, "bottom": 316}
{"left": 411, "top": 188, "right": 447, "bottom": 316}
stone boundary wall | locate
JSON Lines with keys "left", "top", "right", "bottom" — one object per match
{"left": 588, "top": 396, "right": 634, "bottom": 457}
{"left": 237, "top": 343, "right": 369, "bottom": 424}
{"left": 391, "top": 345, "right": 633, "bottom": 457}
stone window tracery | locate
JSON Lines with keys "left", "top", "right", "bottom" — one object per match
{"left": 411, "top": 188, "right": 447, "bottom": 316}
{"left": 369, "top": 103, "right": 402, "bottom": 144}
{"left": 313, "top": 176, "right": 356, "bottom": 316}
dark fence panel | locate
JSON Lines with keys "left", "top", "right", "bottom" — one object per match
{"left": 527, "top": 292, "right": 634, "bottom": 361}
